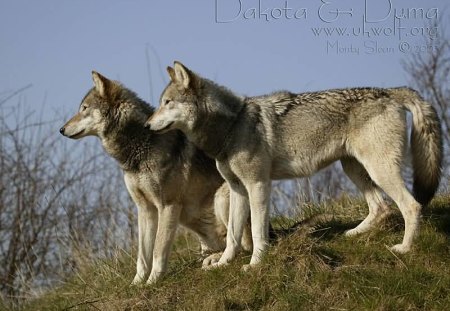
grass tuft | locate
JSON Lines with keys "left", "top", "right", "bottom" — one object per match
{"left": 13, "top": 195, "right": 450, "bottom": 311}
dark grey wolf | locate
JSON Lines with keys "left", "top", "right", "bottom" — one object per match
{"left": 60, "top": 72, "right": 252, "bottom": 284}
{"left": 146, "top": 61, "right": 442, "bottom": 270}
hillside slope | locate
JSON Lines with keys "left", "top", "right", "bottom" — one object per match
{"left": 11, "top": 196, "right": 450, "bottom": 311}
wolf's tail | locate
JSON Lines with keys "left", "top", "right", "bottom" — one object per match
{"left": 392, "top": 87, "right": 443, "bottom": 206}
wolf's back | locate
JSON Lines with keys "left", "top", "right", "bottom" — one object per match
{"left": 391, "top": 87, "right": 443, "bottom": 205}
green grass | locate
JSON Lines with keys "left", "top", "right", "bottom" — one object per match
{"left": 12, "top": 196, "right": 450, "bottom": 311}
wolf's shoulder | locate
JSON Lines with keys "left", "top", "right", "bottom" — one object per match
{"left": 244, "top": 91, "right": 298, "bottom": 116}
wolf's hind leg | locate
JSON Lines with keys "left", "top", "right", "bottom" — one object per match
{"left": 353, "top": 155, "right": 421, "bottom": 253}
{"left": 341, "top": 158, "right": 391, "bottom": 236}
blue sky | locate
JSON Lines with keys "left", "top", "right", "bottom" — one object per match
{"left": 0, "top": 0, "right": 448, "bottom": 121}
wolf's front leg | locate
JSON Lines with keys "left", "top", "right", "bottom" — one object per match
{"left": 147, "top": 204, "right": 182, "bottom": 284}
{"left": 216, "top": 183, "right": 249, "bottom": 266}
{"left": 245, "top": 180, "right": 270, "bottom": 268}
{"left": 131, "top": 204, "right": 158, "bottom": 285}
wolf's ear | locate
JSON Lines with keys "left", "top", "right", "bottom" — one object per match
{"left": 167, "top": 66, "right": 176, "bottom": 82}
{"left": 173, "top": 61, "right": 190, "bottom": 89}
{"left": 92, "top": 71, "right": 110, "bottom": 97}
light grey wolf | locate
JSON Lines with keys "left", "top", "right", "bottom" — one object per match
{"left": 60, "top": 72, "right": 252, "bottom": 284}
{"left": 146, "top": 61, "right": 442, "bottom": 270}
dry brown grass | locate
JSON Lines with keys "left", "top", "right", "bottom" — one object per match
{"left": 15, "top": 195, "right": 450, "bottom": 311}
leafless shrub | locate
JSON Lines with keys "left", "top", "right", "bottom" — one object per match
{"left": 0, "top": 92, "right": 135, "bottom": 305}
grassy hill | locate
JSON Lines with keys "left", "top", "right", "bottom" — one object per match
{"left": 9, "top": 196, "right": 450, "bottom": 311}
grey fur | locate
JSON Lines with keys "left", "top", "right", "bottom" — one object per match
{"left": 60, "top": 72, "right": 252, "bottom": 284}
{"left": 147, "top": 62, "right": 442, "bottom": 269}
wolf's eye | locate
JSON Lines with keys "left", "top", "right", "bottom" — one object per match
{"left": 163, "top": 99, "right": 170, "bottom": 106}
{"left": 81, "top": 105, "right": 88, "bottom": 111}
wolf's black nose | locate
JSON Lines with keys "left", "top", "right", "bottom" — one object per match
{"left": 59, "top": 127, "right": 65, "bottom": 135}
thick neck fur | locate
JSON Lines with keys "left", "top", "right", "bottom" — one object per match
{"left": 100, "top": 98, "right": 150, "bottom": 171}
{"left": 98, "top": 94, "right": 183, "bottom": 172}
{"left": 189, "top": 77, "right": 244, "bottom": 159}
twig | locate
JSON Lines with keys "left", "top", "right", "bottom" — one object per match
{"left": 385, "top": 245, "right": 408, "bottom": 270}
{"left": 0, "top": 84, "right": 32, "bottom": 106}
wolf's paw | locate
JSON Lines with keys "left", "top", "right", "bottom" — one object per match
{"left": 203, "top": 262, "right": 218, "bottom": 270}
{"left": 146, "top": 271, "right": 163, "bottom": 285}
{"left": 344, "top": 228, "right": 360, "bottom": 237}
{"left": 202, "top": 260, "right": 229, "bottom": 271}
{"left": 241, "top": 264, "right": 254, "bottom": 272}
{"left": 130, "top": 274, "right": 145, "bottom": 286}
{"left": 390, "top": 244, "right": 410, "bottom": 254}
{"left": 202, "top": 252, "right": 223, "bottom": 268}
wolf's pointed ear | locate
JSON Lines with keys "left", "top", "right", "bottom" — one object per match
{"left": 173, "top": 61, "right": 190, "bottom": 89}
{"left": 167, "top": 66, "right": 176, "bottom": 82}
{"left": 92, "top": 71, "right": 109, "bottom": 97}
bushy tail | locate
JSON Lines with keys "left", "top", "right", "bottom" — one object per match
{"left": 392, "top": 87, "right": 443, "bottom": 206}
